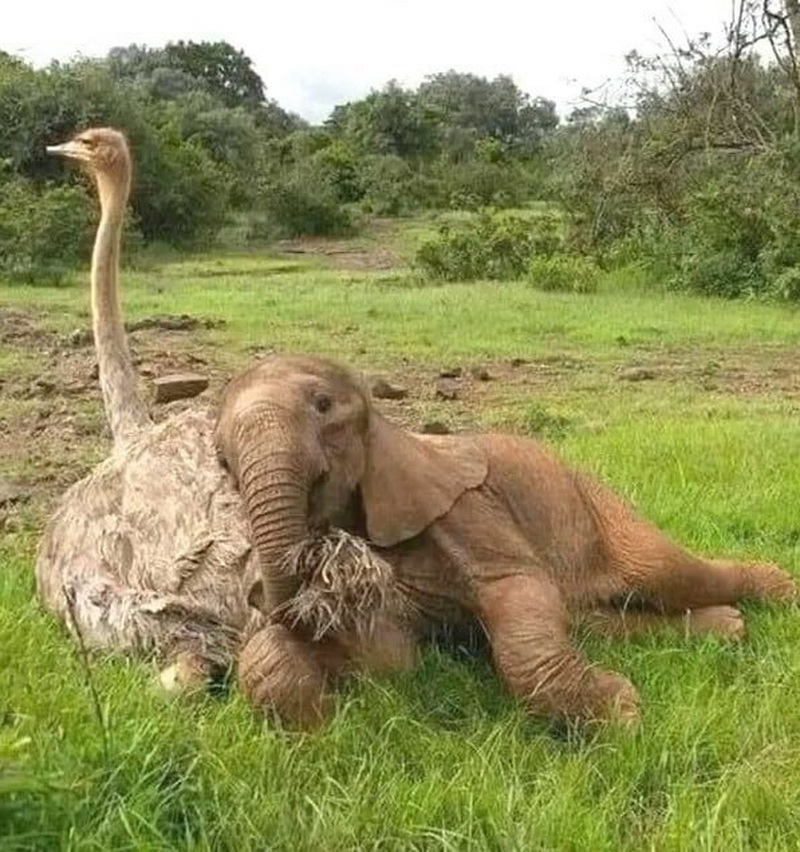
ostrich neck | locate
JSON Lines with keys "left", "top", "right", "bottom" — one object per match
{"left": 91, "top": 171, "right": 151, "bottom": 448}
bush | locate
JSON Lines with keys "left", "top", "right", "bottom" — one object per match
{"left": 416, "top": 209, "right": 564, "bottom": 282}
{"left": 257, "top": 165, "right": 355, "bottom": 238}
{"left": 672, "top": 249, "right": 763, "bottom": 299}
{"left": 0, "top": 177, "right": 93, "bottom": 282}
{"left": 769, "top": 265, "right": 800, "bottom": 301}
{"left": 527, "top": 255, "right": 600, "bottom": 293}
{"left": 310, "top": 141, "right": 362, "bottom": 203}
{"left": 133, "top": 131, "right": 231, "bottom": 246}
{"left": 357, "top": 154, "right": 421, "bottom": 215}
{"left": 424, "top": 159, "right": 531, "bottom": 210}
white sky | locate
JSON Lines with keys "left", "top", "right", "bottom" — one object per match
{"left": 5, "top": 0, "right": 734, "bottom": 122}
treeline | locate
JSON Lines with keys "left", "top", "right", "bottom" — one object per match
{"left": 4, "top": 1, "right": 800, "bottom": 302}
{"left": 0, "top": 42, "right": 558, "bottom": 280}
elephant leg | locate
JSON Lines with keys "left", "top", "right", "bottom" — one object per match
{"left": 613, "top": 547, "right": 796, "bottom": 612}
{"left": 578, "top": 604, "right": 745, "bottom": 641}
{"left": 477, "top": 574, "right": 639, "bottom": 727}
{"left": 580, "top": 477, "right": 796, "bottom": 611}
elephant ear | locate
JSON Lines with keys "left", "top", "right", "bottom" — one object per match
{"left": 361, "top": 413, "right": 488, "bottom": 547}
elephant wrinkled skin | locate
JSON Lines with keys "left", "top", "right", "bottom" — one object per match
{"left": 217, "top": 354, "right": 797, "bottom": 729}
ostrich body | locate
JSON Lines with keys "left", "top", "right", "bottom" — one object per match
{"left": 35, "top": 129, "right": 261, "bottom": 686}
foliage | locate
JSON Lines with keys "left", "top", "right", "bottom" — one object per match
{"left": 418, "top": 71, "right": 558, "bottom": 158}
{"left": 357, "top": 154, "right": 420, "bottom": 215}
{"left": 329, "top": 81, "right": 438, "bottom": 160}
{"left": 256, "top": 164, "right": 355, "bottom": 238}
{"left": 546, "top": 7, "right": 800, "bottom": 302}
{"left": 0, "top": 175, "right": 93, "bottom": 282}
{"left": 0, "top": 47, "right": 562, "bottom": 259}
{"left": 527, "top": 254, "right": 600, "bottom": 294}
{"left": 0, "top": 45, "right": 294, "bottom": 252}
{"left": 132, "top": 129, "right": 230, "bottom": 245}
{"left": 415, "top": 209, "right": 562, "bottom": 281}
{"left": 770, "top": 265, "right": 800, "bottom": 301}
{"left": 423, "top": 158, "right": 530, "bottom": 210}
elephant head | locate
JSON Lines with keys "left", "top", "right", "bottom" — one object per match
{"left": 215, "top": 355, "right": 488, "bottom": 614}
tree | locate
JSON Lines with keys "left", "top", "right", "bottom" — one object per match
{"left": 418, "top": 71, "right": 557, "bottom": 157}
{"left": 163, "top": 41, "right": 265, "bottom": 110}
{"left": 328, "top": 82, "right": 437, "bottom": 159}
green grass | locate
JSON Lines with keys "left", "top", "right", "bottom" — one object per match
{"left": 1, "top": 243, "right": 799, "bottom": 850}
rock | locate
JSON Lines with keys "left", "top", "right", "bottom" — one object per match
{"left": 371, "top": 379, "right": 408, "bottom": 400}
{"left": 439, "top": 367, "right": 462, "bottom": 379}
{"left": 435, "top": 378, "right": 460, "bottom": 400}
{"left": 153, "top": 373, "right": 209, "bottom": 404}
{"left": 421, "top": 421, "right": 451, "bottom": 435}
{"left": 619, "top": 367, "right": 657, "bottom": 382}
{"left": 88, "top": 362, "right": 99, "bottom": 381}
{"left": 0, "top": 479, "right": 31, "bottom": 507}
{"left": 470, "top": 365, "right": 492, "bottom": 381}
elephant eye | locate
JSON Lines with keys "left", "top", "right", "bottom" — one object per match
{"left": 313, "top": 393, "right": 332, "bottom": 414}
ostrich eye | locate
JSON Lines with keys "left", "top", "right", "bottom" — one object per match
{"left": 79, "top": 137, "right": 96, "bottom": 149}
{"left": 314, "top": 393, "right": 332, "bottom": 414}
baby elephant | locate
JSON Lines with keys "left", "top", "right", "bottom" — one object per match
{"left": 216, "top": 354, "right": 797, "bottom": 729}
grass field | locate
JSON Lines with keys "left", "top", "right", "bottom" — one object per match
{"left": 1, "top": 228, "right": 800, "bottom": 850}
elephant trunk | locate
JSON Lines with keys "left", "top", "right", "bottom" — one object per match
{"left": 236, "top": 427, "right": 316, "bottom": 613}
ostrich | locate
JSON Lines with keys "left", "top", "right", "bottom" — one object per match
{"left": 36, "top": 128, "right": 263, "bottom": 691}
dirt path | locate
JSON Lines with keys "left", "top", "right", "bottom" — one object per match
{"left": 274, "top": 219, "right": 403, "bottom": 271}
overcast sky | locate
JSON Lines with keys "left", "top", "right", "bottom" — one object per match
{"left": 6, "top": 0, "right": 734, "bottom": 122}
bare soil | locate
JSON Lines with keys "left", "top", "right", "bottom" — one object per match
{"left": 275, "top": 220, "right": 402, "bottom": 271}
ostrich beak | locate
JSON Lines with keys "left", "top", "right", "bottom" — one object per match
{"left": 46, "top": 141, "right": 88, "bottom": 161}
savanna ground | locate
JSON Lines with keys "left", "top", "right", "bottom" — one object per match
{"left": 1, "top": 218, "right": 799, "bottom": 850}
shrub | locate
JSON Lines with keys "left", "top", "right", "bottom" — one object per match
{"left": 424, "top": 160, "right": 530, "bottom": 210}
{"left": 0, "top": 177, "right": 93, "bottom": 282}
{"left": 415, "top": 209, "right": 564, "bottom": 282}
{"left": 310, "top": 141, "right": 362, "bottom": 203}
{"left": 357, "top": 154, "right": 421, "bottom": 215}
{"left": 258, "top": 165, "right": 355, "bottom": 238}
{"left": 769, "top": 265, "right": 800, "bottom": 302}
{"left": 671, "top": 250, "right": 764, "bottom": 299}
{"left": 132, "top": 131, "right": 231, "bottom": 246}
{"left": 527, "top": 255, "right": 600, "bottom": 293}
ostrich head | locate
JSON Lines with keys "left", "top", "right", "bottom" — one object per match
{"left": 47, "top": 127, "right": 131, "bottom": 185}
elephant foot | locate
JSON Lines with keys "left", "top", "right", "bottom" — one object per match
{"left": 744, "top": 563, "right": 797, "bottom": 602}
{"left": 685, "top": 605, "right": 745, "bottom": 640}
{"left": 238, "top": 623, "right": 335, "bottom": 730}
{"left": 579, "top": 669, "right": 640, "bottom": 728}
{"left": 581, "top": 604, "right": 746, "bottom": 642}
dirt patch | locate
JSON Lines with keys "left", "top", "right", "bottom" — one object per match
{"left": 618, "top": 346, "right": 800, "bottom": 398}
{"left": 0, "top": 307, "right": 60, "bottom": 349}
{"left": 275, "top": 220, "right": 402, "bottom": 272}
{"left": 0, "top": 309, "right": 234, "bottom": 516}
{"left": 127, "top": 314, "right": 226, "bottom": 333}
